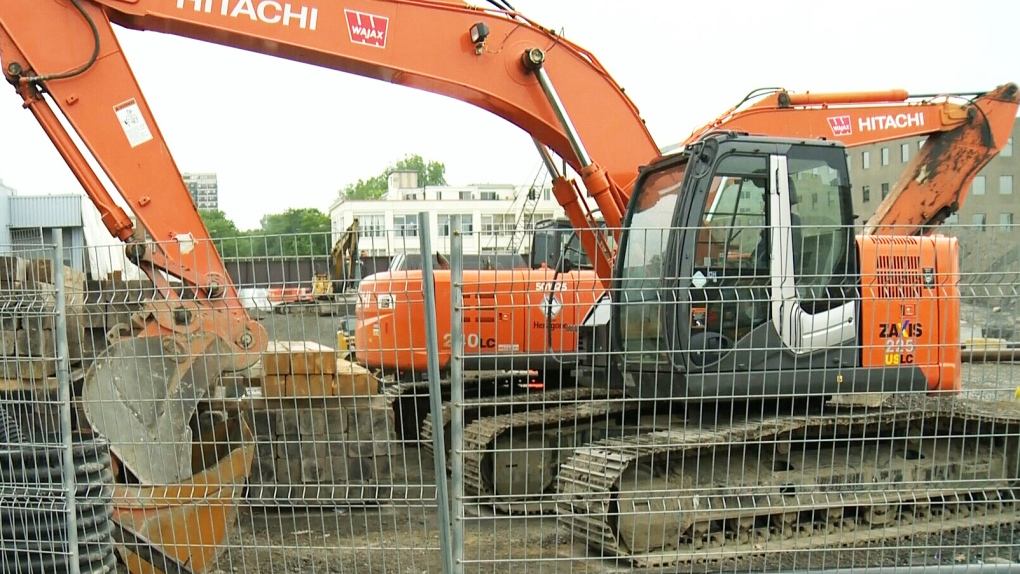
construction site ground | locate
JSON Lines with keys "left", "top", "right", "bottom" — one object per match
{"left": 146, "top": 311, "right": 1020, "bottom": 574}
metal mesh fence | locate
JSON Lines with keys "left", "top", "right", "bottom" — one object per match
{"left": 1, "top": 218, "right": 1018, "bottom": 574}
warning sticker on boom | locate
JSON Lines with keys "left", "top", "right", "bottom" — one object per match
{"left": 113, "top": 99, "right": 153, "bottom": 148}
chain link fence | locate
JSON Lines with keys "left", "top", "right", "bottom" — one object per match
{"left": 1, "top": 219, "right": 1019, "bottom": 574}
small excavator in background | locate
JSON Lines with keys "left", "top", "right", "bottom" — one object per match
{"left": 2, "top": 0, "right": 1019, "bottom": 570}
{"left": 311, "top": 218, "right": 360, "bottom": 316}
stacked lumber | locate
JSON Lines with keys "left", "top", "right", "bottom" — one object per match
{"left": 247, "top": 340, "right": 394, "bottom": 502}
{"left": 77, "top": 275, "right": 159, "bottom": 360}
{"left": 0, "top": 256, "right": 88, "bottom": 384}
{"left": 0, "top": 255, "right": 89, "bottom": 436}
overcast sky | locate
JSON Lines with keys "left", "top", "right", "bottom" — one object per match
{"left": 1, "top": 0, "right": 1018, "bottom": 231}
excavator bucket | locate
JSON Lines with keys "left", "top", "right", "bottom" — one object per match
{"left": 80, "top": 331, "right": 229, "bottom": 485}
{"left": 112, "top": 413, "right": 255, "bottom": 574}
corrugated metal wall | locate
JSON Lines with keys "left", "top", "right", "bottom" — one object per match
{"left": 8, "top": 194, "right": 82, "bottom": 227}
{"left": 4, "top": 195, "right": 87, "bottom": 271}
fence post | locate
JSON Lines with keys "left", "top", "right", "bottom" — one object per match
{"left": 418, "top": 212, "right": 454, "bottom": 574}
{"left": 449, "top": 215, "right": 465, "bottom": 574}
{"left": 52, "top": 229, "right": 81, "bottom": 574}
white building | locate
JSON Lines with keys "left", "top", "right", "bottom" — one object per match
{"left": 329, "top": 171, "right": 566, "bottom": 256}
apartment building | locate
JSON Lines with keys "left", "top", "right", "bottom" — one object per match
{"left": 181, "top": 172, "right": 219, "bottom": 210}
{"left": 328, "top": 170, "right": 565, "bottom": 256}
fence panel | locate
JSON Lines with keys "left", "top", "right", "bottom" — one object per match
{"left": 2, "top": 221, "right": 1018, "bottom": 574}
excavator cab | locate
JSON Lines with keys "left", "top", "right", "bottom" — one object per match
{"left": 613, "top": 132, "right": 958, "bottom": 400}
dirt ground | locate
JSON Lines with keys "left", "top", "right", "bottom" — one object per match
{"left": 189, "top": 306, "right": 1020, "bottom": 574}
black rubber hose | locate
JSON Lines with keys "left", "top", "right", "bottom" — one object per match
{"left": 0, "top": 437, "right": 116, "bottom": 574}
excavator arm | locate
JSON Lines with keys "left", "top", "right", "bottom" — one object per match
{"left": 0, "top": 0, "right": 663, "bottom": 482}
{"left": 684, "top": 84, "right": 1020, "bottom": 235}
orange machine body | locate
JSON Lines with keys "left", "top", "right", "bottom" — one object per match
{"left": 858, "top": 234, "right": 962, "bottom": 393}
{"left": 356, "top": 266, "right": 602, "bottom": 375}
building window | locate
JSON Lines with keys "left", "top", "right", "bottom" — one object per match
{"left": 881, "top": 183, "right": 890, "bottom": 199}
{"left": 479, "top": 191, "right": 499, "bottom": 201}
{"left": 459, "top": 191, "right": 473, "bottom": 200}
{"left": 862, "top": 185, "right": 870, "bottom": 202}
{"left": 1004, "top": 137, "right": 1014, "bottom": 157}
{"left": 543, "top": 188, "right": 551, "bottom": 201}
{"left": 998, "top": 212, "right": 1013, "bottom": 231}
{"left": 481, "top": 214, "right": 515, "bottom": 236}
{"left": 881, "top": 147, "right": 890, "bottom": 166}
{"left": 393, "top": 214, "right": 418, "bottom": 237}
{"left": 359, "top": 214, "right": 385, "bottom": 237}
{"left": 438, "top": 214, "right": 474, "bottom": 236}
{"left": 862, "top": 151, "right": 870, "bottom": 169}
{"left": 973, "top": 213, "right": 986, "bottom": 231}
{"left": 901, "top": 143, "right": 910, "bottom": 163}
{"left": 972, "top": 175, "right": 986, "bottom": 195}
{"left": 1000, "top": 175, "right": 1013, "bottom": 195}
{"left": 524, "top": 212, "right": 555, "bottom": 230}
{"left": 945, "top": 213, "right": 959, "bottom": 225}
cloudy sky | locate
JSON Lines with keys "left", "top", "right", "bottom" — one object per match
{"left": 1, "top": 0, "right": 1018, "bottom": 231}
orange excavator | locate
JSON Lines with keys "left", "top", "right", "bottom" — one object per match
{"left": 357, "top": 85, "right": 1020, "bottom": 384}
{"left": 2, "top": 0, "right": 1019, "bottom": 571}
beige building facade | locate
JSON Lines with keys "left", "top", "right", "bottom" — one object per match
{"left": 848, "top": 120, "right": 1018, "bottom": 231}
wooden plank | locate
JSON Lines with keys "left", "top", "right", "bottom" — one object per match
{"left": 289, "top": 341, "right": 337, "bottom": 375}
{"left": 333, "top": 358, "right": 378, "bottom": 396}
{"left": 289, "top": 373, "right": 335, "bottom": 397}
{"left": 261, "top": 375, "right": 287, "bottom": 398}
{"left": 262, "top": 341, "right": 292, "bottom": 376}
{"left": 0, "top": 357, "right": 56, "bottom": 380}
{"left": 0, "top": 377, "right": 59, "bottom": 393}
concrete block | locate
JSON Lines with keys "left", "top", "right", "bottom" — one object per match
{"left": 0, "top": 315, "right": 16, "bottom": 331}
{"left": 275, "top": 457, "right": 302, "bottom": 485}
{"left": 249, "top": 440, "right": 276, "bottom": 485}
{"left": 274, "top": 410, "right": 300, "bottom": 439}
{"left": 274, "top": 440, "right": 301, "bottom": 463}
{"left": 297, "top": 410, "right": 327, "bottom": 438}
{"left": 346, "top": 454, "right": 392, "bottom": 483}
{"left": 0, "top": 328, "right": 17, "bottom": 356}
{"left": 347, "top": 405, "right": 395, "bottom": 442}
{"left": 250, "top": 411, "right": 275, "bottom": 442}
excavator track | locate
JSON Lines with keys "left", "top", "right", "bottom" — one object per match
{"left": 435, "top": 394, "right": 628, "bottom": 514}
{"left": 415, "top": 386, "right": 628, "bottom": 514}
{"left": 556, "top": 395, "right": 1020, "bottom": 567}
{"left": 382, "top": 377, "right": 631, "bottom": 514}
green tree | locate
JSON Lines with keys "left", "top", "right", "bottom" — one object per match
{"left": 252, "top": 207, "right": 332, "bottom": 257}
{"left": 199, "top": 209, "right": 252, "bottom": 258}
{"left": 339, "top": 154, "right": 446, "bottom": 200}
